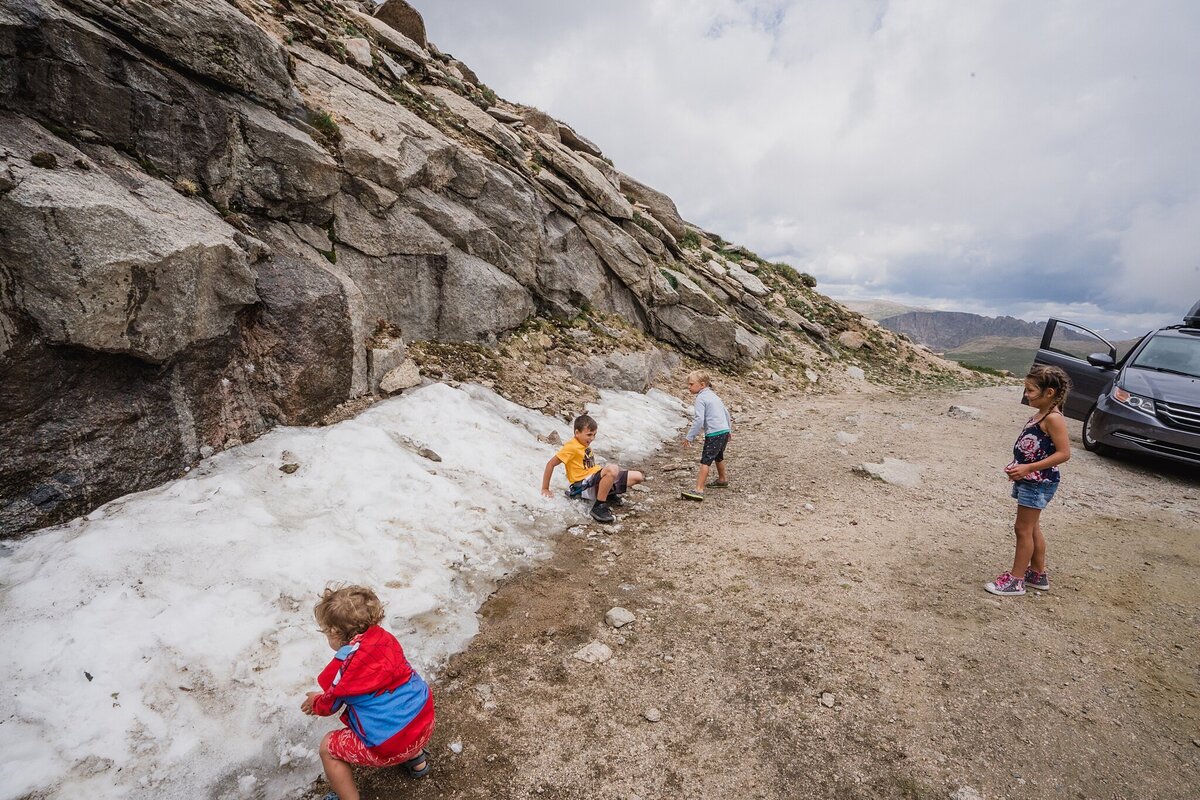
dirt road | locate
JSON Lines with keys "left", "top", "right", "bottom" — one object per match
{"left": 347, "top": 383, "right": 1199, "bottom": 800}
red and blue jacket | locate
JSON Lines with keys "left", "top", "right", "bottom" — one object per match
{"left": 311, "top": 625, "right": 434, "bottom": 758}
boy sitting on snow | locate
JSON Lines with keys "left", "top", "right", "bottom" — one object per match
{"left": 540, "top": 413, "right": 644, "bottom": 524}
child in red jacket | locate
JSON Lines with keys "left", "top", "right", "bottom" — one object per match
{"left": 301, "top": 585, "right": 435, "bottom": 800}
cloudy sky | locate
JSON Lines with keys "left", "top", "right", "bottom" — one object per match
{"left": 418, "top": 1, "right": 1200, "bottom": 335}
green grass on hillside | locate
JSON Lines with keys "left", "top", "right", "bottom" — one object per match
{"left": 944, "top": 336, "right": 1040, "bottom": 375}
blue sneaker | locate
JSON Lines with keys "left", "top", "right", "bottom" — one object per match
{"left": 1024, "top": 569, "right": 1049, "bottom": 591}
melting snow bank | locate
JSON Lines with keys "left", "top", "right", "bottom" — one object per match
{"left": 0, "top": 383, "right": 686, "bottom": 800}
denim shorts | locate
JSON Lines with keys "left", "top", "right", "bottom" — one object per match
{"left": 1011, "top": 480, "right": 1059, "bottom": 509}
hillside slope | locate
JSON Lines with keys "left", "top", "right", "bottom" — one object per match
{"left": 0, "top": 0, "right": 971, "bottom": 535}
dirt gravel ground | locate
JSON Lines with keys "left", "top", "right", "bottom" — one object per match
{"left": 336, "top": 383, "right": 1199, "bottom": 800}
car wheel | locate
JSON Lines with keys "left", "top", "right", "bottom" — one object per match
{"left": 1082, "top": 406, "right": 1110, "bottom": 455}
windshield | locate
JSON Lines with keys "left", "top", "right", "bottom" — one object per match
{"left": 1129, "top": 334, "right": 1200, "bottom": 379}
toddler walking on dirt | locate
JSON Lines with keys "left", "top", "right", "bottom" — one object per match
{"left": 541, "top": 413, "right": 645, "bottom": 524}
{"left": 986, "top": 365, "right": 1072, "bottom": 596}
{"left": 680, "top": 370, "right": 732, "bottom": 501}
{"left": 301, "top": 585, "right": 435, "bottom": 800}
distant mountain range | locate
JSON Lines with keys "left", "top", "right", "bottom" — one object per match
{"left": 838, "top": 300, "right": 1052, "bottom": 374}
{"left": 878, "top": 311, "right": 1047, "bottom": 351}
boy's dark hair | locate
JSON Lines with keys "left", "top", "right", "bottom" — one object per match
{"left": 573, "top": 414, "right": 598, "bottom": 433}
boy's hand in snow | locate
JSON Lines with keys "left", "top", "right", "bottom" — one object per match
{"left": 301, "top": 691, "right": 320, "bottom": 715}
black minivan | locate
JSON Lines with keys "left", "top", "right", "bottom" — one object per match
{"left": 1032, "top": 300, "right": 1200, "bottom": 468}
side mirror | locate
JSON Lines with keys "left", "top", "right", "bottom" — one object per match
{"left": 1086, "top": 352, "right": 1116, "bottom": 369}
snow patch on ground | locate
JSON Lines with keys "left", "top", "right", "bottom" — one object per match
{"left": 0, "top": 383, "right": 686, "bottom": 800}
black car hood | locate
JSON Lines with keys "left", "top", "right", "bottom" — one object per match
{"left": 1121, "top": 367, "right": 1200, "bottom": 405}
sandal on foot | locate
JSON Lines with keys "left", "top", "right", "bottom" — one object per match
{"left": 708, "top": 481, "right": 729, "bottom": 488}
{"left": 401, "top": 749, "right": 431, "bottom": 778}
{"left": 680, "top": 490, "right": 705, "bottom": 501}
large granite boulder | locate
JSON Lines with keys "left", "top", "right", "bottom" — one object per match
{"left": 569, "top": 348, "right": 682, "bottom": 392}
{"left": 617, "top": 170, "right": 688, "bottom": 239}
{"left": 374, "top": 0, "right": 428, "bottom": 50}
{"left": 0, "top": 115, "right": 259, "bottom": 363}
{"left": 58, "top": 0, "right": 297, "bottom": 109}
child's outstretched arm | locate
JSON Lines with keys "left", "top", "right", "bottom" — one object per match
{"left": 684, "top": 397, "right": 705, "bottom": 442}
{"left": 541, "top": 456, "right": 562, "bottom": 497}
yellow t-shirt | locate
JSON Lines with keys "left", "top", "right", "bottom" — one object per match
{"left": 555, "top": 437, "right": 600, "bottom": 485}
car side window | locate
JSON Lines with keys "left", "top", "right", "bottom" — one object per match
{"left": 1042, "top": 320, "right": 1113, "bottom": 361}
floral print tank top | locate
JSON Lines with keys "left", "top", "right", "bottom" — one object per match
{"left": 1010, "top": 413, "right": 1061, "bottom": 483}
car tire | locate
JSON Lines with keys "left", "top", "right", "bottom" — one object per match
{"left": 1082, "top": 405, "right": 1111, "bottom": 455}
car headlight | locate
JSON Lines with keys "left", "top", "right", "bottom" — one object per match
{"left": 1113, "top": 386, "right": 1156, "bottom": 414}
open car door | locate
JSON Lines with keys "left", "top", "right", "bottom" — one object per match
{"left": 1032, "top": 319, "right": 1118, "bottom": 420}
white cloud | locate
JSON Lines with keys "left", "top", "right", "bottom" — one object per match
{"left": 418, "top": 1, "right": 1200, "bottom": 325}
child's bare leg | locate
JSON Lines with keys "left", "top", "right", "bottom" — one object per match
{"left": 320, "top": 732, "right": 359, "bottom": 800}
{"left": 715, "top": 459, "right": 727, "bottom": 483}
{"left": 1011, "top": 506, "right": 1040, "bottom": 577}
{"left": 627, "top": 470, "right": 644, "bottom": 487}
{"left": 595, "top": 464, "right": 618, "bottom": 502}
{"left": 695, "top": 464, "right": 710, "bottom": 492}
{"left": 1030, "top": 519, "right": 1047, "bottom": 573}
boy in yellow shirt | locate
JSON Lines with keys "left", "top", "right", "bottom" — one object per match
{"left": 540, "top": 414, "right": 644, "bottom": 524}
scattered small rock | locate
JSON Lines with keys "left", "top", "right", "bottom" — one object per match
{"left": 846, "top": 366, "right": 866, "bottom": 381}
{"left": 30, "top": 151, "right": 57, "bottom": 168}
{"left": 804, "top": 503, "right": 816, "bottom": 512}
{"left": 854, "top": 458, "right": 923, "bottom": 488}
{"left": 948, "top": 405, "right": 983, "bottom": 420}
{"left": 951, "top": 788, "right": 984, "bottom": 800}
{"left": 572, "top": 641, "right": 613, "bottom": 664}
{"left": 342, "top": 37, "right": 373, "bottom": 67}
{"left": 379, "top": 359, "right": 421, "bottom": 394}
{"left": 838, "top": 331, "right": 867, "bottom": 350}
{"left": 835, "top": 431, "right": 859, "bottom": 445}
{"left": 199, "top": 445, "right": 215, "bottom": 459}
{"left": 538, "top": 430, "right": 562, "bottom": 446}
{"left": 819, "top": 692, "right": 835, "bottom": 708}
{"left": 279, "top": 463, "right": 300, "bottom": 474}
{"left": 605, "top": 607, "right": 635, "bottom": 628}
{"left": 449, "top": 741, "right": 463, "bottom": 754}
{"left": 643, "top": 707, "right": 662, "bottom": 723}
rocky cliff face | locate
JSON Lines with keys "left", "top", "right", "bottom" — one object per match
{"left": 0, "top": 0, "right": 956, "bottom": 536}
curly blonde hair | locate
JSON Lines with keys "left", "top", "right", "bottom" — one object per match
{"left": 687, "top": 370, "right": 713, "bottom": 388}
{"left": 313, "top": 584, "right": 385, "bottom": 643}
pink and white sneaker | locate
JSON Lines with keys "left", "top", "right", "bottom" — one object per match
{"left": 985, "top": 571, "right": 1026, "bottom": 596}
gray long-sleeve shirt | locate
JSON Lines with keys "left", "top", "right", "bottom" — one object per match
{"left": 686, "top": 387, "right": 731, "bottom": 441}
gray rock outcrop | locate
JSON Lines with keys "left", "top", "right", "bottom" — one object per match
{"left": 374, "top": 0, "right": 428, "bottom": 49}
{"left": 0, "top": 0, "right": 910, "bottom": 536}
